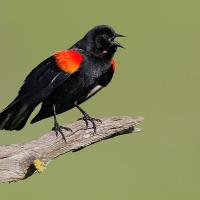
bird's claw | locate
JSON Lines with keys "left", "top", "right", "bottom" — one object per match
{"left": 78, "top": 115, "right": 102, "bottom": 134}
{"left": 52, "top": 123, "right": 73, "bottom": 142}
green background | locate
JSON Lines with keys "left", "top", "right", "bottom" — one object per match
{"left": 0, "top": 0, "right": 200, "bottom": 199}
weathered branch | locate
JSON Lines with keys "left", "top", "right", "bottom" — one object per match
{"left": 0, "top": 116, "right": 143, "bottom": 183}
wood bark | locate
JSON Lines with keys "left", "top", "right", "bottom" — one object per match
{"left": 0, "top": 116, "right": 143, "bottom": 183}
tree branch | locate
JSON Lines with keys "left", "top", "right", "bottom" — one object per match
{"left": 0, "top": 116, "right": 143, "bottom": 183}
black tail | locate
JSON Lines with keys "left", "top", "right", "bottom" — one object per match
{"left": 0, "top": 99, "right": 36, "bottom": 131}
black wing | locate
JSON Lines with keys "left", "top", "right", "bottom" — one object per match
{"left": 0, "top": 56, "right": 77, "bottom": 131}
{"left": 18, "top": 56, "right": 73, "bottom": 104}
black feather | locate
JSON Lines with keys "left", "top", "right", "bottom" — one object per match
{"left": 0, "top": 56, "right": 72, "bottom": 130}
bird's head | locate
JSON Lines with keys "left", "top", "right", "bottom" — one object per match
{"left": 76, "top": 25, "right": 125, "bottom": 59}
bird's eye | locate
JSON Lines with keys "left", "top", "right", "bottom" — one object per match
{"left": 102, "top": 34, "right": 108, "bottom": 39}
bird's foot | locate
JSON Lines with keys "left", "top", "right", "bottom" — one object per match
{"left": 78, "top": 114, "right": 102, "bottom": 134}
{"left": 52, "top": 122, "right": 73, "bottom": 142}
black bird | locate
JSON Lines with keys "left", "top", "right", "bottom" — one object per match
{"left": 0, "top": 25, "right": 125, "bottom": 140}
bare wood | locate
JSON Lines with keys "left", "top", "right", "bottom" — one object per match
{"left": 0, "top": 116, "right": 143, "bottom": 183}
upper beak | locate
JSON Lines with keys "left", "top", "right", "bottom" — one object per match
{"left": 113, "top": 33, "right": 126, "bottom": 48}
{"left": 115, "top": 33, "right": 126, "bottom": 38}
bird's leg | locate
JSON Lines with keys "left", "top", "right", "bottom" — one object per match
{"left": 52, "top": 105, "right": 73, "bottom": 142}
{"left": 75, "top": 102, "right": 102, "bottom": 134}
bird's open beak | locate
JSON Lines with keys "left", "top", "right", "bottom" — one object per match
{"left": 113, "top": 33, "right": 126, "bottom": 48}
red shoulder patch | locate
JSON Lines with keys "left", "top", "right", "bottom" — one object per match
{"left": 54, "top": 50, "right": 83, "bottom": 73}
{"left": 111, "top": 59, "right": 116, "bottom": 71}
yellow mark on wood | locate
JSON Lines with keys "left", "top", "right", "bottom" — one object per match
{"left": 33, "top": 159, "right": 45, "bottom": 173}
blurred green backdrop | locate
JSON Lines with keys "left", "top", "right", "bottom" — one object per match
{"left": 0, "top": 0, "right": 200, "bottom": 199}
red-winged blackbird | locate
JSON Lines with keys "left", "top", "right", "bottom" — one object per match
{"left": 0, "top": 25, "right": 124, "bottom": 140}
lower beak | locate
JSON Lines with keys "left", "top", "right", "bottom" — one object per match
{"left": 112, "top": 41, "right": 125, "bottom": 48}
{"left": 111, "top": 41, "right": 125, "bottom": 49}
